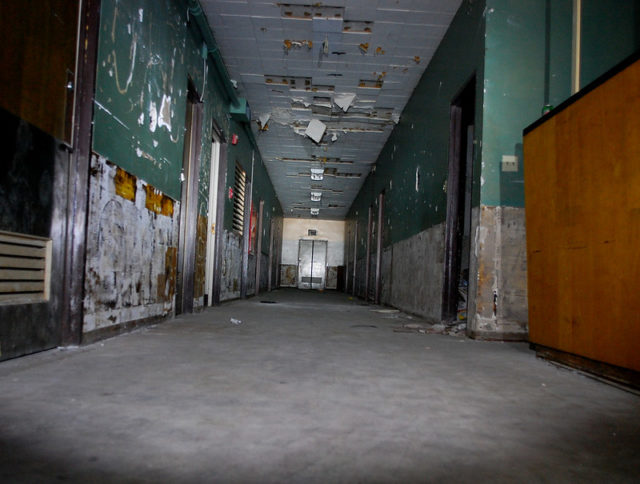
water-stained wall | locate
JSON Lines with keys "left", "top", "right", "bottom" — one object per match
{"left": 83, "top": 156, "right": 179, "bottom": 338}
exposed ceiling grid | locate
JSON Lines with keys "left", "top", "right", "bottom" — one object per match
{"left": 201, "top": 0, "right": 461, "bottom": 219}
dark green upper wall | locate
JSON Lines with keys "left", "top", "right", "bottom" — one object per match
{"left": 548, "top": 0, "right": 573, "bottom": 108}
{"left": 349, "top": 0, "right": 640, "bottom": 248}
{"left": 580, "top": 0, "right": 640, "bottom": 87}
{"left": 482, "top": 0, "right": 640, "bottom": 207}
{"left": 93, "top": 0, "right": 196, "bottom": 200}
{"left": 482, "top": 0, "right": 548, "bottom": 207}
{"left": 93, "top": 0, "right": 282, "bottom": 248}
{"left": 222, "top": 122, "right": 282, "bottom": 254}
{"left": 348, "top": 0, "right": 487, "bottom": 247}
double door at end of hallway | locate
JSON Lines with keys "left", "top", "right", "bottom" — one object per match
{"left": 297, "top": 239, "right": 327, "bottom": 290}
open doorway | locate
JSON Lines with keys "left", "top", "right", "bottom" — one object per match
{"left": 204, "top": 130, "right": 222, "bottom": 307}
{"left": 442, "top": 77, "right": 475, "bottom": 322}
{"left": 176, "top": 80, "right": 203, "bottom": 315}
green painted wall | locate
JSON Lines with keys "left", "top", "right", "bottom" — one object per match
{"left": 222, "top": 123, "right": 282, "bottom": 254}
{"left": 349, "top": 0, "right": 640, "bottom": 248}
{"left": 482, "top": 0, "right": 548, "bottom": 207}
{"left": 348, "top": 0, "right": 487, "bottom": 251}
{"left": 548, "top": 0, "right": 573, "bottom": 107}
{"left": 581, "top": 0, "right": 640, "bottom": 88}
{"left": 93, "top": 0, "right": 192, "bottom": 200}
{"left": 482, "top": 0, "right": 640, "bottom": 207}
{"left": 93, "top": 0, "right": 281, "bottom": 251}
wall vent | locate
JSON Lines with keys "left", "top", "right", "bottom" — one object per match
{"left": 232, "top": 162, "right": 247, "bottom": 236}
{"left": 0, "top": 230, "right": 52, "bottom": 305}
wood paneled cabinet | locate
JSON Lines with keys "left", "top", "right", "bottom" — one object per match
{"left": 523, "top": 54, "right": 640, "bottom": 377}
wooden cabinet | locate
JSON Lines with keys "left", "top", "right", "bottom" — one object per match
{"left": 524, "top": 54, "right": 640, "bottom": 376}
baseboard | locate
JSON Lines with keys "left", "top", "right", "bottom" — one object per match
{"left": 81, "top": 314, "right": 169, "bottom": 345}
{"left": 531, "top": 343, "right": 640, "bottom": 391}
{"left": 468, "top": 329, "right": 529, "bottom": 342}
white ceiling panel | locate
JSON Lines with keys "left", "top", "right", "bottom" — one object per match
{"left": 200, "top": 0, "right": 462, "bottom": 219}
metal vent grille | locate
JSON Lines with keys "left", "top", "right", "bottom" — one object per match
{"left": 232, "top": 162, "right": 246, "bottom": 236}
{"left": 0, "top": 230, "right": 52, "bottom": 305}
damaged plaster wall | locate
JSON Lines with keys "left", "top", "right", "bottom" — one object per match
{"left": 247, "top": 255, "right": 256, "bottom": 296}
{"left": 387, "top": 224, "right": 445, "bottom": 322}
{"left": 221, "top": 231, "right": 242, "bottom": 301}
{"left": 91, "top": 0, "right": 282, "bottom": 316}
{"left": 83, "top": 156, "right": 179, "bottom": 336}
{"left": 468, "top": 206, "right": 527, "bottom": 339}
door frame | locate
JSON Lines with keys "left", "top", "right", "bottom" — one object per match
{"left": 364, "top": 206, "right": 373, "bottom": 299}
{"left": 374, "top": 191, "right": 384, "bottom": 304}
{"left": 204, "top": 128, "right": 223, "bottom": 307}
{"left": 210, "top": 123, "right": 227, "bottom": 306}
{"left": 62, "top": 0, "right": 100, "bottom": 344}
{"left": 442, "top": 76, "right": 475, "bottom": 321}
{"left": 254, "top": 199, "right": 264, "bottom": 295}
{"left": 176, "top": 81, "right": 203, "bottom": 315}
{"left": 351, "top": 221, "right": 358, "bottom": 297}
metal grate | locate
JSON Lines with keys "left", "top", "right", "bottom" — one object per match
{"left": 0, "top": 230, "right": 52, "bottom": 305}
{"left": 232, "top": 162, "right": 246, "bottom": 236}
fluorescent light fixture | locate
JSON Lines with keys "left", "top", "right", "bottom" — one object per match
{"left": 310, "top": 208, "right": 320, "bottom": 216}
{"left": 310, "top": 168, "right": 324, "bottom": 180}
{"left": 310, "top": 191, "right": 322, "bottom": 201}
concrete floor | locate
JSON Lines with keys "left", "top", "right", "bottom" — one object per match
{"left": 0, "top": 289, "right": 639, "bottom": 483}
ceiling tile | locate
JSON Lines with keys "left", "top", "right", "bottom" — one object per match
{"left": 201, "top": 0, "right": 462, "bottom": 219}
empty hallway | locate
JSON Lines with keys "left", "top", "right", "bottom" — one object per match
{"left": 1, "top": 289, "right": 639, "bottom": 483}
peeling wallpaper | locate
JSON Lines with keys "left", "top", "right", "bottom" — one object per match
{"left": 84, "top": 155, "right": 179, "bottom": 333}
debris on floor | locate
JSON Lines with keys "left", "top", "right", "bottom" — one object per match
{"left": 393, "top": 321, "right": 467, "bottom": 336}
{"left": 230, "top": 318, "right": 242, "bottom": 325}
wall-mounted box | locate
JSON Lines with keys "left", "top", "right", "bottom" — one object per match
{"left": 229, "top": 98, "right": 251, "bottom": 123}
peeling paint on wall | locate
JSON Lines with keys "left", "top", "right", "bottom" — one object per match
{"left": 220, "top": 230, "right": 242, "bottom": 301}
{"left": 280, "top": 265, "right": 297, "bottom": 287}
{"left": 469, "top": 205, "right": 527, "bottom": 340}
{"left": 114, "top": 167, "right": 136, "bottom": 202}
{"left": 194, "top": 215, "right": 207, "bottom": 299}
{"left": 83, "top": 155, "right": 180, "bottom": 333}
{"left": 144, "top": 184, "right": 173, "bottom": 216}
{"left": 157, "top": 247, "right": 177, "bottom": 302}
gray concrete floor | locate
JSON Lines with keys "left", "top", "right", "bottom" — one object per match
{"left": 1, "top": 289, "right": 639, "bottom": 483}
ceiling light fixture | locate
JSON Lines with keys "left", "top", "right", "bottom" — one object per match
{"left": 310, "top": 191, "right": 322, "bottom": 201}
{"left": 310, "top": 168, "right": 324, "bottom": 180}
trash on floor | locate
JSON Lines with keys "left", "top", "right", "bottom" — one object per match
{"left": 230, "top": 318, "right": 242, "bottom": 325}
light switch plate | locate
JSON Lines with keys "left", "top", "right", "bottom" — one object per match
{"left": 502, "top": 155, "right": 518, "bottom": 172}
